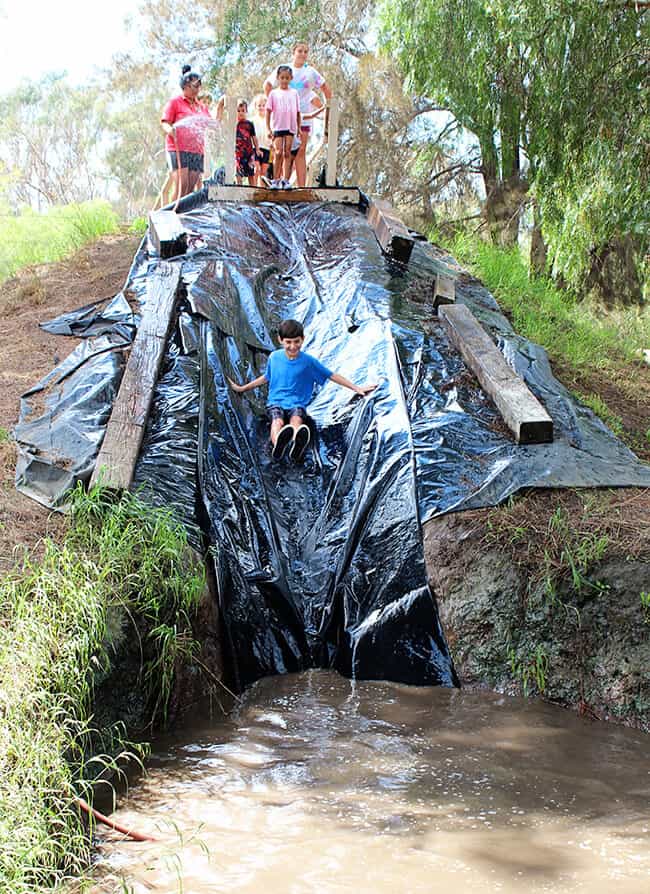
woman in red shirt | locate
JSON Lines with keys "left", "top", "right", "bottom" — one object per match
{"left": 161, "top": 65, "right": 211, "bottom": 204}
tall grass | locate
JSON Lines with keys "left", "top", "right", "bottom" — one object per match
{"left": 439, "top": 230, "right": 650, "bottom": 372}
{"left": 0, "top": 201, "right": 120, "bottom": 283}
{"left": 0, "top": 485, "right": 205, "bottom": 893}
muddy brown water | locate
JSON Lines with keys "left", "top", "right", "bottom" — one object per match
{"left": 90, "top": 671, "right": 650, "bottom": 893}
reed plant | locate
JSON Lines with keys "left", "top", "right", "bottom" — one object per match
{"left": 0, "top": 485, "right": 204, "bottom": 892}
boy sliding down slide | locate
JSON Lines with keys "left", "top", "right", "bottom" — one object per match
{"left": 227, "top": 319, "right": 377, "bottom": 462}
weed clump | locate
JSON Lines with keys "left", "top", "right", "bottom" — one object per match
{"left": 0, "top": 485, "right": 204, "bottom": 892}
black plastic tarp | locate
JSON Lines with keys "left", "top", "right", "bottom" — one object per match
{"left": 13, "top": 191, "right": 650, "bottom": 690}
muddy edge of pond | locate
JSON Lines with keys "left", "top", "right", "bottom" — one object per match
{"left": 423, "top": 493, "right": 650, "bottom": 733}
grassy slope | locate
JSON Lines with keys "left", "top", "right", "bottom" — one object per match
{"left": 0, "top": 201, "right": 122, "bottom": 286}
{"left": 441, "top": 232, "right": 650, "bottom": 459}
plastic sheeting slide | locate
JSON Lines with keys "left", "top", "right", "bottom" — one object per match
{"left": 14, "top": 193, "right": 650, "bottom": 689}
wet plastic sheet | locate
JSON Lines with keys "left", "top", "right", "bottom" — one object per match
{"left": 14, "top": 193, "right": 650, "bottom": 690}
{"left": 15, "top": 333, "right": 130, "bottom": 506}
{"left": 39, "top": 291, "right": 137, "bottom": 340}
{"left": 402, "top": 243, "right": 650, "bottom": 515}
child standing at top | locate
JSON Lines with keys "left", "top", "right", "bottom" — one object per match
{"left": 227, "top": 319, "right": 376, "bottom": 462}
{"left": 235, "top": 100, "right": 260, "bottom": 186}
{"left": 288, "top": 92, "right": 325, "bottom": 183}
{"left": 251, "top": 93, "right": 272, "bottom": 186}
{"left": 265, "top": 66, "right": 301, "bottom": 188}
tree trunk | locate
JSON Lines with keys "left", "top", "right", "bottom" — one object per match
{"left": 583, "top": 235, "right": 644, "bottom": 307}
{"left": 484, "top": 175, "right": 528, "bottom": 247}
{"left": 529, "top": 201, "right": 548, "bottom": 276}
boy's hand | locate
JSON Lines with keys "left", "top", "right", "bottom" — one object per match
{"left": 227, "top": 376, "right": 245, "bottom": 393}
{"left": 356, "top": 384, "right": 377, "bottom": 396}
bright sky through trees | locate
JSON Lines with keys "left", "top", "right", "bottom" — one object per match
{"left": 1, "top": 0, "right": 137, "bottom": 90}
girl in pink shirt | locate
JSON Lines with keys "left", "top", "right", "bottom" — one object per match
{"left": 265, "top": 66, "right": 301, "bottom": 186}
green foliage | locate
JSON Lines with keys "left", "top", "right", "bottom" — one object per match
{"left": 0, "top": 486, "right": 204, "bottom": 892}
{"left": 437, "top": 229, "right": 650, "bottom": 371}
{"left": 0, "top": 200, "right": 119, "bottom": 283}
{"left": 380, "top": 0, "right": 649, "bottom": 293}
{"left": 380, "top": 0, "right": 523, "bottom": 182}
{"left": 544, "top": 506, "right": 610, "bottom": 601}
{"left": 0, "top": 427, "right": 9, "bottom": 444}
{"left": 128, "top": 216, "right": 148, "bottom": 235}
{"left": 508, "top": 644, "right": 549, "bottom": 696}
{"left": 68, "top": 484, "right": 204, "bottom": 709}
{"left": 0, "top": 75, "right": 110, "bottom": 208}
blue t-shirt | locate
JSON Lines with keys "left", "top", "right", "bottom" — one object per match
{"left": 265, "top": 349, "right": 332, "bottom": 409}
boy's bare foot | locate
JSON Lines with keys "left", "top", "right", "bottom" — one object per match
{"left": 272, "top": 424, "right": 293, "bottom": 460}
{"left": 290, "top": 424, "right": 311, "bottom": 462}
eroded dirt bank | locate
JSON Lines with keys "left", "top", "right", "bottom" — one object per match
{"left": 424, "top": 488, "right": 650, "bottom": 732}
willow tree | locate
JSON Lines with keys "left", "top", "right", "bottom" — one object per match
{"left": 379, "top": 0, "right": 649, "bottom": 301}
{"left": 380, "top": 0, "right": 531, "bottom": 245}
{"left": 523, "top": 1, "right": 649, "bottom": 304}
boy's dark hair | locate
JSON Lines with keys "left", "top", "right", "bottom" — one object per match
{"left": 277, "top": 64, "right": 293, "bottom": 78}
{"left": 278, "top": 319, "right": 304, "bottom": 339}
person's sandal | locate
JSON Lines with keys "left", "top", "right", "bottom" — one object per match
{"left": 290, "top": 424, "right": 311, "bottom": 462}
{"left": 272, "top": 424, "right": 293, "bottom": 460}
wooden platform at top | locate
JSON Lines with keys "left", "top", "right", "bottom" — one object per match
{"left": 207, "top": 185, "right": 360, "bottom": 205}
{"left": 90, "top": 261, "right": 181, "bottom": 490}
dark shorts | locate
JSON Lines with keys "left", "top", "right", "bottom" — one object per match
{"left": 273, "top": 129, "right": 294, "bottom": 137}
{"left": 167, "top": 150, "right": 204, "bottom": 172}
{"left": 267, "top": 405, "right": 308, "bottom": 424}
{"left": 236, "top": 153, "right": 256, "bottom": 178}
{"left": 300, "top": 125, "right": 311, "bottom": 133}
{"left": 257, "top": 147, "right": 271, "bottom": 164}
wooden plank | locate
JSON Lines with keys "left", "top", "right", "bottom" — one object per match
{"left": 440, "top": 303, "right": 554, "bottom": 445}
{"left": 148, "top": 210, "right": 187, "bottom": 259}
{"left": 433, "top": 274, "right": 456, "bottom": 313}
{"left": 208, "top": 185, "right": 360, "bottom": 204}
{"left": 91, "top": 420, "right": 145, "bottom": 491}
{"left": 138, "top": 263, "right": 182, "bottom": 338}
{"left": 325, "top": 99, "right": 340, "bottom": 187}
{"left": 366, "top": 197, "right": 414, "bottom": 264}
{"left": 91, "top": 262, "right": 180, "bottom": 489}
{"left": 222, "top": 96, "right": 237, "bottom": 185}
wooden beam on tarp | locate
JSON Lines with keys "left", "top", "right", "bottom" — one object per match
{"left": 433, "top": 274, "right": 456, "bottom": 313}
{"left": 208, "top": 185, "right": 360, "bottom": 204}
{"left": 440, "top": 303, "right": 554, "bottom": 445}
{"left": 366, "top": 198, "right": 414, "bottom": 264}
{"left": 148, "top": 210, "right": 187, "bottom": 259}
{"left": 90, "top": 262, "right": 181, "bottom": 490}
